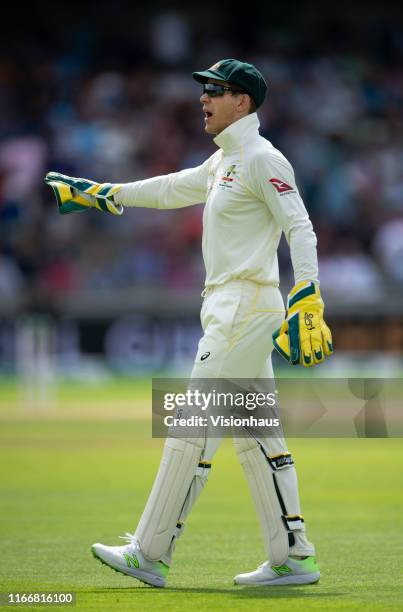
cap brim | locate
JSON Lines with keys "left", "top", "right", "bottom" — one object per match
{"left": 192, "top": 70, "right": 227, "bottom": 84}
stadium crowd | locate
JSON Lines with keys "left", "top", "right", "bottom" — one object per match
{"left": 0, "top": 6, "right": 402, "bottom": 310}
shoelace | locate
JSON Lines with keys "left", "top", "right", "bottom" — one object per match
{"left": 118, "top": 532, "right": 139, "bottom": 550}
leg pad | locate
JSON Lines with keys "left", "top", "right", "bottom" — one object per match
{"left": 135, "top": 436, "right": 204, "bottom": 561}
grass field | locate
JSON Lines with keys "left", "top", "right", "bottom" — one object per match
{"left": 1, "top": 379, "right": 403, "bottom": 611}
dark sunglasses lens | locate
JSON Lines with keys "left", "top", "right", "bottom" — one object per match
{"left": 203, "top": 84, "right": 225, "bottom": 97}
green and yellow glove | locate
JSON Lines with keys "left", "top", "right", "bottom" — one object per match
{"left": 44, "top": 172, "right": 124, "bottom": 216}
{"left": 272, "top": 281, "right": 333, "bottom": 367}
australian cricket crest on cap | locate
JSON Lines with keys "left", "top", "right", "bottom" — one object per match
{"left": 209, "top": 62, "right": 222, "bottom": 71}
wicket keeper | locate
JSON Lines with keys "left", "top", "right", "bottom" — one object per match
{"left": 45, "top": 58, "right": 333, "bottom": 588}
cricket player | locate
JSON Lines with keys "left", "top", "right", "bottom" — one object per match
{"left": 45, "top": 59, "right": 333, "bottom": 588}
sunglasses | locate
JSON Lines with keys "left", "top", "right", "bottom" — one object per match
{"left": 202, "top": 83, "right": 246, "bottom": 97}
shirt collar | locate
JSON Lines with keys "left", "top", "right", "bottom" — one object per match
{"left": 213, "top": 113, "right": 260, "bottom": 154}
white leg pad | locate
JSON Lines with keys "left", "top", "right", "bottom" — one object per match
{"left": 160, "top": 436, "right": 220, "bottom": 565}
{"left": 160, "top": 459, "right": 212, "bottom": 565}
{"left": 234, "top": 436, "right": 289, "bottom": 565}
{"left": 135, "top": 436, "right": 204, "bottom": 561}
{"left": 263, "top": 447, "right": 315, "bottom": 557}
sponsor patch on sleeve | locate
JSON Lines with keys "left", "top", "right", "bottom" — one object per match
{"left": 269, "top": 178, "right": 295, "bottom": 194}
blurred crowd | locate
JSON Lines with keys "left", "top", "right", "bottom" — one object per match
{"left": 1, "top": 4, "right": 403, "bottom": 310}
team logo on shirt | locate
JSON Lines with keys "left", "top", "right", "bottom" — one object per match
{"left": 219, "top": 164, "right": 237, "bottom": 189}
{"left": 269, "top": 178, "right": 295, "bottom": 194}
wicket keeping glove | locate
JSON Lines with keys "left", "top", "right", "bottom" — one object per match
{"left": 272, "top": 281, "right": 333, "bottom": 367}
{"left": 44, "top": 172, "right": 124, "bottom": 216}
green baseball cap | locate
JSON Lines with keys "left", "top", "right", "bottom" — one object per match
{"left": 193, "top": 58, "right": 267, "bottom": 108}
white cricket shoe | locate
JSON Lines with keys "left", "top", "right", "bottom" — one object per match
{"left": 234, "top": 556, "right": 320, "bottom": 586}
{"left": 91, "top": 533, "right": 169, "bottom": 587}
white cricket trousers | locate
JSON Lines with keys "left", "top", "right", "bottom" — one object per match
{"left": 136, "top": 279, "right": 315, "bottom": 565}
{"left": 172, "top": 280, "right": 313, "bottom": 560}
{"left": 190, "top": 280, "right": 288, "bottom": 455}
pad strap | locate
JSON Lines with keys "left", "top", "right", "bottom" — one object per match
{"left": 196, "top": 461, "right": 212, "bottom": 477}
{"left": 261, "top": 448, "right": 305, "bottom": 543}
{"left": 282, "top": 515, "right": 305, "bottom": 531}
{"left": 265, "top": 452, "right": 294, "bottom": 471}
{"left": 174, "top": 522, "right": 184, "bottom": 538}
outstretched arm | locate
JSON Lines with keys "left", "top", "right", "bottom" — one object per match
{"left": 116, "top": 158, "right": 211, "bottom": 210}
{"left": 45, "top": 155, "right": 213, "bottom": 215}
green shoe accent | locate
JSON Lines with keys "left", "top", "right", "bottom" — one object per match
{"left": 158, "top": 562, "right": 170, "bottom": 577}
{"left": 271, "top": 564, "right": 292, "bottom": 576}
{"left": 123, "top": 552, "right": 139, "bottom": 569}
{"left": 295, "top": 556, "right": 319, "bottom": 573}
{"left": 272, "top": 556, "right": 319, "bottom": 577}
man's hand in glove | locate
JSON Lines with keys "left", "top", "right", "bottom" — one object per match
{"left": 44, "top": 172, "right": 124, "bottom": 216}
{"left": 272, "top": 281, "right": 333, "bottom": 367}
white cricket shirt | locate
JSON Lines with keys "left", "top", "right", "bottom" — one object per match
{"left": 116, "top": 113, "right": 318, "bottom": 287}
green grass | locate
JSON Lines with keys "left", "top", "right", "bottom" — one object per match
{"left": 0, "top": 381, "right": 403, "bottom": 611}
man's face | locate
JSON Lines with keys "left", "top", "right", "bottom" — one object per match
{"left": 199, "top": 78, "right": 247, "bottom": 135}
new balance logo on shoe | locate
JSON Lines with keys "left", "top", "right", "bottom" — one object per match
{"left": 123, "top": 552, "right": 139, "bottom": 569}
{"left": 271, "top": 564, "right": 292, "bottom": 576}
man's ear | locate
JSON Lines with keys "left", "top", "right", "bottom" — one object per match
{"left": 237, "top": 93, "right": 250, "bottom": 113}
{"left": 237, "top": 93, "right": 251, "bottom": 114}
